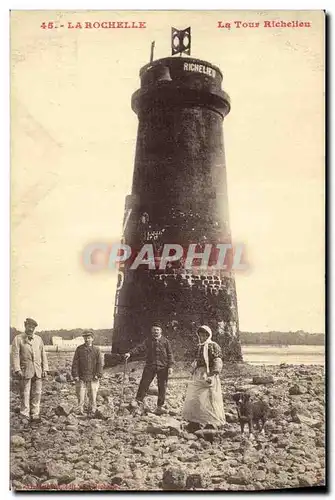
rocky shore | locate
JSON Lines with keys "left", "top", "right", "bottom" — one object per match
{"left": 10, "top": 356, "right": 325, "bottom": 491}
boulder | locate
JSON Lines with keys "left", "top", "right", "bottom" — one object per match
{"left": 186, "top": 473, "right": 209, "bottom": 489}
{"left": 194, "top": 429, "right": 224, "bottom": 442}
{"left": 312, "top": 421, "right": 324, "bottom": 430}
{"left": 133, "top": 446, "right": 155, "bottom": 457}
{"left": 289, "top": 385, "right": 306, "bottom": 395}
{"left": 65, "top": 414, "right": 78, "bottom": 425}
{"left": 23, "top": 475, "right": 39, "bottom": 488}
{"left": 55, "top": 404, "right": 73, "bottom": 416}
{"left": 181, "top": 431, "right": 197, "bottom": 441}
{"left": 73, "top": 479, "right": 94, "bottom": 490}
{"left": 243, "top": 450, "right": 261, "bottom": 464}
{"left": 95, "top": 406, "right": 113, "bottom": 420}
{"left": 227, "top": 468, "right": 251, "bottom": 485}
{"left": 26, "top": 461, "right": 48, "bottom": 476}
{"left": 315, "top": 437, "right": 325, "bottom": 448}
{"left": 55, "top": 374, "right": 67, "bottom": 383}
{"left": 225, "top": 412, "right": 238, "bottom": 423}
{"left": 266, "top": 462, "right": 280, "bottom": 473}
{"left": 132, "top": 469, "right": 145, "bottom": 481}
{"left": 222, "top": 429, "right": 240, "bottom": 439}
{"left": 298, "top": 475, "right": 315, "bottom": 487}
{"left": 11, "top": 480, "right": 25, "bottom": 490}
{"left": 46, "top": 461, "right": 75, "bottom": 484}
{"left": 10, "top": 464, "right": 24, "bottom": 480}
{"left": 11, "top": 435, "right": 25, "bottom": 447}
{"left": 66, "top": 425, "right": 78, "bottom": 431}
{"left": 110, "top": 476, "right": 125, "bottom": 486}
{"left": 146, "top": 417, "right": 181, "bottom": 436}
{"left": 99, "top": 389, "right": 112, "bottom": 400}
{"left": 291, "top": 412, "right": 319, "bottom": 426}
{"left": 254, "top": 470, "right": 266, "bottom": 482}
{"left": 162, "top": 466, "right": 187, "bottom": 490}
{"left": 41, "top": 479, "right": 59, "bottom": 489}
{"left": 252, "top": 376, "right": 274, "bottom": 385}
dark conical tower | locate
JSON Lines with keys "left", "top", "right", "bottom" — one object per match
{"left": 111, "top": 55, "right": 243, "bottom": 362}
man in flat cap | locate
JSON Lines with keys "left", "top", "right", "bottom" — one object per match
{"left": 124, "top": 322, "right": 174, "bottom": 414}
{"left": 71, "top": 330, "right": 103, "bottom": 416}
{"left": 12, "top": 318, "right": 49, "bottom": 422}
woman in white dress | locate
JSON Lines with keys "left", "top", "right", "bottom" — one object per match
{"left": 182, "top": 325, "right": 225, "bottom": 432}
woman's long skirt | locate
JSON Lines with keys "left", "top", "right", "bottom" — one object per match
{"left": 182, "top": 367, "right": 225, "bottom": 427}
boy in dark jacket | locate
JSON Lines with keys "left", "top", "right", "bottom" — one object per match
{"left": 71, "top": 330, "right": 103, "bottom": 416}
{"left": 124, "top": 322, "right": 174, "bottom": 414}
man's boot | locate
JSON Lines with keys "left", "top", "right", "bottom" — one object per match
{"left": 155, "top": 406, "right": 167, "bottom": 416}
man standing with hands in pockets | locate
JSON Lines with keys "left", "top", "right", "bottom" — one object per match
{"left": 124, "top": 322, "right": 174, "bottom": 415}
{"left": 12, "top": 317, "right": 49, "bottom": 422}
{"left": 71, "top": 330, "right": 103, "bottom": 417}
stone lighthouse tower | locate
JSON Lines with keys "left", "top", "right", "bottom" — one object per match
{"left": 111, "top": 52, "right": 243, "bottom": 362}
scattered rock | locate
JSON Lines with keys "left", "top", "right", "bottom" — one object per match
{"left": 9, "top": 360, "right": 325, "bottom": 492}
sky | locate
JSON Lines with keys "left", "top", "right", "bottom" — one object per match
{"left": 10, "top": 10, "right": 325, "bottom": 333}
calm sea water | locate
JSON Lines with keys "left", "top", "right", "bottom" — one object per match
{"left": 43, "top": 344, "right": 325, "bottom": 367}
{"left": 242, "top": 345, "right": 325, "bottom": 366}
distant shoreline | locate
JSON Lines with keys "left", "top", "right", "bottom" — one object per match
{"left": 10, "top": 328, "right": 325, "bottom": 347}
